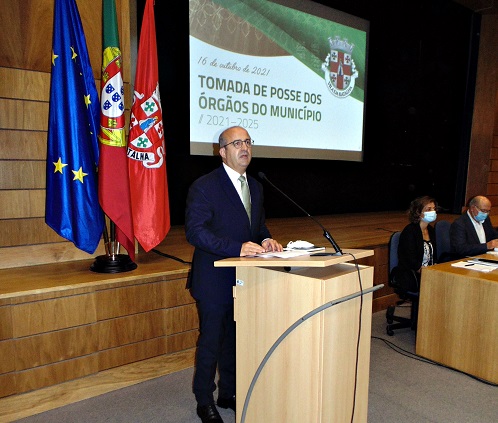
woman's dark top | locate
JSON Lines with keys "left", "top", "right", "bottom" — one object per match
{"left": 393, "top": 222, "right": 437, "bottom": 292}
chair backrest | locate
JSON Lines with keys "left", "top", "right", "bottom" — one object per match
{"left": 388, "top": 231, "right": 401, "bottom": 274}
{"left": 435, "top": 220, "right": 451, "bottom": 262}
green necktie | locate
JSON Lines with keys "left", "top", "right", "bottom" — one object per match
{"left": 238, "top": 175, "right": 251, "bottom": 221}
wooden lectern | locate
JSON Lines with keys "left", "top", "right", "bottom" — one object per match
{"left": 215, "top": 248, "right": 375, "bottom": 423}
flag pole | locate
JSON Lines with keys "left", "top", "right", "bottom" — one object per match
{"left": 91, "top": 218, "right": 136, "bottom": 273}
{"left": 102, "top": 220, "right": 110, "bottom": 256}
{"left": 110, "top": 220, "right": 116, "bottom": 257}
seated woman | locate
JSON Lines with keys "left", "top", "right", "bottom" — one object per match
{"left": 392, "top": 195, "right": 438, "bottom": 292}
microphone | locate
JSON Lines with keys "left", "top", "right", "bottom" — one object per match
{"left": 258, "top": 172, "right": 342, "bottom": 255}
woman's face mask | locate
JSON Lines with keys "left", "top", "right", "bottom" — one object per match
{"left": 422, "top": 210, "right": 437, "bottom": 223}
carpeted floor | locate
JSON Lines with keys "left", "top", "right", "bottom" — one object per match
{"left": 16, "top": 308, "right": 498, "bottom": 423}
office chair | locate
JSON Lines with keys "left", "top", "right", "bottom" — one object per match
{"left": 435, "top": 220, "right": 454, "bottom": 262}
{"left": 386, "top": 231, "right": 419, "bottom": 336}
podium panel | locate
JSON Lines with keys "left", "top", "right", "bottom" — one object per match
{"left": 222, "top": 251, "right": 374, "bottom": 423}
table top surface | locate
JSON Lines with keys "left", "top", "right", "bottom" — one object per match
{"left": 423, "top": 253, "right": 498, "bottom": 283}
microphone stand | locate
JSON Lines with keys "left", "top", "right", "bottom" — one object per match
{"left": 258, "top": 172, "right": 342, "bottom": 255}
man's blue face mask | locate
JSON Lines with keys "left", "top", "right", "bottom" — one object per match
{"left": 475, "top": 211, "right": 488, "bottom": 222}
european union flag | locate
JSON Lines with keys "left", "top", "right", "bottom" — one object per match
{"left": 45, "top": 0, "right": 104, "bottom": 254}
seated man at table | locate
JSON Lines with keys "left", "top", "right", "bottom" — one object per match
{"left": 450, "top": 195, "right": 498, "bottom": 258}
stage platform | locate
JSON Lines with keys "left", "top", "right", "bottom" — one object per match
{"left": 0, "top": 211, "right": 461, "bottom": 412}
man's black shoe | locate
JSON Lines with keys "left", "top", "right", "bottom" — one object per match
{"left": 196, "top": 404, "right": 223, "bottom": 423}
{"left": 217, "top": 395, "right": 236, "bottom": 412}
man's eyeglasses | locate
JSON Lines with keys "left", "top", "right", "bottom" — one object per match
{"left": 474, "top": 205, "right": 491, "bottom": 214}
{"left": 222, "top": 139, "right": 254, "bottom": 149}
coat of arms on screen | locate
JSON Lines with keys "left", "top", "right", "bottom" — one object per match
{"left": 321, "top": 36, "right": 358, "bottom": 99}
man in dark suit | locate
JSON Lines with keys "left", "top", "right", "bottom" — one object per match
{"left": 185, "top": 126, "right": 282, "bottom": 423}
{"left": 450, "top": 195, "right": 498, "bottom": 258}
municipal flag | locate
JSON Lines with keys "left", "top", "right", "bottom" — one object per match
{"left": 128, "top": 0, "right": 170, "bottom": 251}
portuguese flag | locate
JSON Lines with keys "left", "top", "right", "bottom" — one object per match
{"left": 98, "top": 0, "right": 135, "bottom": 260}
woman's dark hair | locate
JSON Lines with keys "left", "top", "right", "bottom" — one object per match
{"left": 408, "top": 196, "right": 438, "bottom": 224}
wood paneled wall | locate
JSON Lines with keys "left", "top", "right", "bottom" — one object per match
{"left": 481, "top": 15, "right": 498, "bottom": 208}
{"left": 0, "top": 0, "right": 131, "bottom": 269}
{"left": 468, "top": 14, "right": 498, "bottom": 210}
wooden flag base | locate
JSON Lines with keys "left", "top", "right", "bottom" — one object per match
{"left": 90, "top": 254, "right": 137, "bottom": 273}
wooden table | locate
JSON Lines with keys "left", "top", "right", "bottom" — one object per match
{"left": 416, "top": 254, "right": 498, "bottom": 384}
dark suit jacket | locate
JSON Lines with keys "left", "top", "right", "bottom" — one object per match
{"left": 450, "top": 213, "right": 498, "bottom": 258}
{"left": 185, "top": 165, "right": 272, "bottom": 304}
